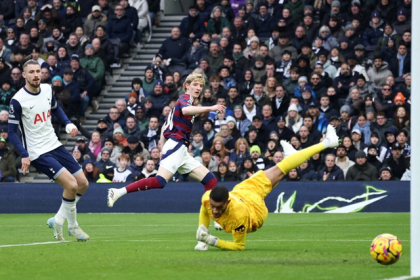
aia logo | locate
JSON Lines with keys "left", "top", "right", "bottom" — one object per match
{"left": 234, "top": 225, "right": 246, "bottom": 233}
{"left": 34, "top": 110, "right": 51, "bottom": 124}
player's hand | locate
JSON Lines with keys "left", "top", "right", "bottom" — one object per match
{"left": 65, "top": 123, "right": 78, "bottom": 138}
{"left": 211, "top": 104, "right": 226, "bottom": 113}
{"left": 214, "top": 221, "right": 223, "bottom": 231}
{"left": 196, "top": 225, "right": 218, "bottom": 246}
{"left": 194, "top": 241, "right": 209, "bottom": 251}
{"left": 21, "top": 157, "right": 30, "bottom": 175}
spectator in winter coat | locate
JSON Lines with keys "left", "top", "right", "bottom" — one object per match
{"left": 317, "top": 154, "right": 344, "bottom": 181}
{"left": 335, "top": 145, "right": 354, "bottom": 179}
{"left": 83, "top": 5, "right": 108, "bottom": 37}
{"left": 179, "top": 5, "right": 205, "bottom": 40}
{"left": 106, "top": 5, "right": 133, "bottom": 59}
{"left": 367, "top": 55, "right": 393, "bottom": 89}
{"left": 346, "top": 150, "right": 378, "bottom": 181}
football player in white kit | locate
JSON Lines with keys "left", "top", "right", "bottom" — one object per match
{"left": 8, "top": 60, "right": 90, "bottom": 241}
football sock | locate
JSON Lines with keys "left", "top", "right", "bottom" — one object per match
{"left": 125, "top": 175, "right": 167, "bottom": 193}
{"left": 277, "top": 143, "right": 325, "bottom": 174}
{"left": 73, "top": 193, "right": 82, "bottom": 227}
{"left": 201, "top": 172, "right": 217, "bottom": 191}
{"left": 56, "top": 197, "right": 77, "bottom": 227}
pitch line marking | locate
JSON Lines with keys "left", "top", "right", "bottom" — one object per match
{"left": 382, "top": 276, "right": 420, "bottom": 280}
{"left": 0, "top": 241, "right": 70, "bottom": 248}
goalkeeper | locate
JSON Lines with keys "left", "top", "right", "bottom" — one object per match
{"left": 195, "top": 125, "right": 339, "bottom": 251}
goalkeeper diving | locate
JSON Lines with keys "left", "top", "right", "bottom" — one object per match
{"left": 195, "top": 124, "right": 339, "bottom": 251}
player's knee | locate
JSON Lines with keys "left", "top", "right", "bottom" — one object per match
{"left": 65, "top": 178, "right": 79, "bottom": 195}
{"left": 156, "top": 175, "right": 167, "bottom": 189}
{"left": 78, "top": 177, "right": 89, "bottom": 191}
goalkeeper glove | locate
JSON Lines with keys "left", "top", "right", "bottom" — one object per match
{"left": 214, "top": 221, "right": 223, "bottom": 231}
{"left": 194, "top": 241, "right": 209, "bottom": 251}
{"left": 196, "top": 225, "right": 218, "bottom": 246}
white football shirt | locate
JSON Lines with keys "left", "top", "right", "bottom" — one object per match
{"left": 9, "top": 84, "right": 62, "bottom": 161}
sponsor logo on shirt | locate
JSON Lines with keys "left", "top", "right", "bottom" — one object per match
{"left": 234, "top": 225, "right": 246, "bottom": 233}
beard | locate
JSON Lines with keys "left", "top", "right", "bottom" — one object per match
{"left": 27, "top": 79, "right": 40, "bottom": 88}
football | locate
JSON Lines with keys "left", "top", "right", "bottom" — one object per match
{"left": 370, "top": 233, "right": 402, "bottom": 265}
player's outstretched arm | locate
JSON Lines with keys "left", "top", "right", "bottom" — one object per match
{"left": 182, "top": 104, "right": 226, "bottom": 116}
{"left": 196, "top": 225, "right": 246, "bottom": 251}
{"left": 50, "top": 96, "right": 78, "bottom": 137}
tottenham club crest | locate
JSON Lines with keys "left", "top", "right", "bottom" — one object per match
{"left": 9, "top": 104, "right": 14, "bottom": 114}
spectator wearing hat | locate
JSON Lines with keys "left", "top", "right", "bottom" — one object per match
{"left": 269, "top": 33, "right": 298, "bottom": 63}
{"left": 345, "top": 150, "right": 378, "bottom": 181}
{"left": 122, "top": 135, "right": 149, "bottom": 163}
{"left": 379, "top": 165, "right": 398, "bottom": 181}
{"left": 316, "top": 26, "right": 339, "bottom": 52}
{"left": 243, "top": 36, "right": 260, "bottom": 59}
{"left": 298, "top": 87, "right": 317, "bottom": 115}
{"left": 83, "top": 5, "right": 108, "bottom": 37}
{"left": 244, "top": 124, "right": 264, "bottom": 151}
{"left": 335, "top": 145, "right": 355, "bottom": 179}
{"left": 75, "top": 137, "right": 95, "bottom": 159}
{"left": 351, "top": 128, "right": 366, "bottom": 151}
{"left": 249, "top": 145, "right": 266, "bottom": 170}
{"left": 125, "top": 91, "right": 139, "bottom": 116}
{"left": 0, "top": 79, "right": 15, "bottom": 112}
{"left": 147, "top": 80, "right": 169, "bottom": 113}
{"left": 353, "top": 44, "right": 372, "bottom": 70}
{"left": 393, "top": 7, "right": 410, "bottom": 36}
{"left": 365, "top": 144, "right": 382, "bottom": 172}
{"left": 383, "top": 143, "right": 406, "bottom": 179}
{"left": 80, "top": 43, "right": 105, "bottom": 87}
{"left": 274, "top": 115, "right": 293, "bottom": 141}
{"left": 366, "top": 55, "right": 392, "bottom": 88}
{"left": 98, "top": 137, "right": 122, "bottom": 164}
{"left": 82, "top": 158, "right": 100, "bottom": 183}
{"left": 285, "top": 103, "right": 302, "bottom": 134}
{"left": 0, "top": 136, "right": 16, "bottom": 182}
{"left": 375, "top": 22, "right": 401, "bottom": 53}
{"left": 179, "top": 4, "right": 205, "bottom": 39}
{"left": 349, "top": 74, "right": 376, "bottom": 100}
{"left": 362, "top": 10, "right": 385, "bottom": 48}
{"left": 113, "top": 126, "right": 128, "bottom": 149}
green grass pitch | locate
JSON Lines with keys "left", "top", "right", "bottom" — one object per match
{"left": 0, "top": 213, "right": 415, "bottom": 280}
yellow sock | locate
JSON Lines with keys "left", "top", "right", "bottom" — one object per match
{"left": 277, "top": 143, "right": 326, "bottom": 174}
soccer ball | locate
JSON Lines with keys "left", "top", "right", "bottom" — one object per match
{"left": 370, "top": 233, "right": 402, "bottom": 265}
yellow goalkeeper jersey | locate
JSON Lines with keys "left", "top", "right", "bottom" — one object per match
{"left": 199, "top": 171, "right": 272, "bottom": 250}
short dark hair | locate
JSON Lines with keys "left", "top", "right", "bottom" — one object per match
{"left": 210, "top": 186, "right": 229, "bottom": 203}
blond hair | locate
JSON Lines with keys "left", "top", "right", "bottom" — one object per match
{"left": 182, "top": 72, "right": 205, "bottom": 92}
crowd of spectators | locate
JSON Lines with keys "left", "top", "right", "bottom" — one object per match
{"left": 0, "top": 0, "right": 412, "bottom": 183}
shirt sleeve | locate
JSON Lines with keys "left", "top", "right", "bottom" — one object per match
{"left": 216, "top": 223, "right": 247, "bottom": 251}
{"left": 179, "top": 95, "right": 193, "bottom": 110}
{"left": 8, "top": 99, "right": 29, "bottom": 158}
{"left": 198, "top": 204, "right": 210, "bottom": 228}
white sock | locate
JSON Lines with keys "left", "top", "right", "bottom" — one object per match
{"left": 62, "top": 199, "right": 77, "bottom": 228}
{"left": 54, "top": 201, "right": 67, "bottom": 225}
{"left": 73, "top": 194, "right": 82, "bottom": 227}
{"left": 119, "top": 188, "right": 128, "bottom": 196}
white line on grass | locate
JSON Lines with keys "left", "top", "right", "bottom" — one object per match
{"left": 0, "top": 239, "right": 410, "bottom": 248}
{"left": 0, "top": 241, "right": 70, "bottom": 248}
{"left": 382, "top": 276, "right": 419, "bottom": 280}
